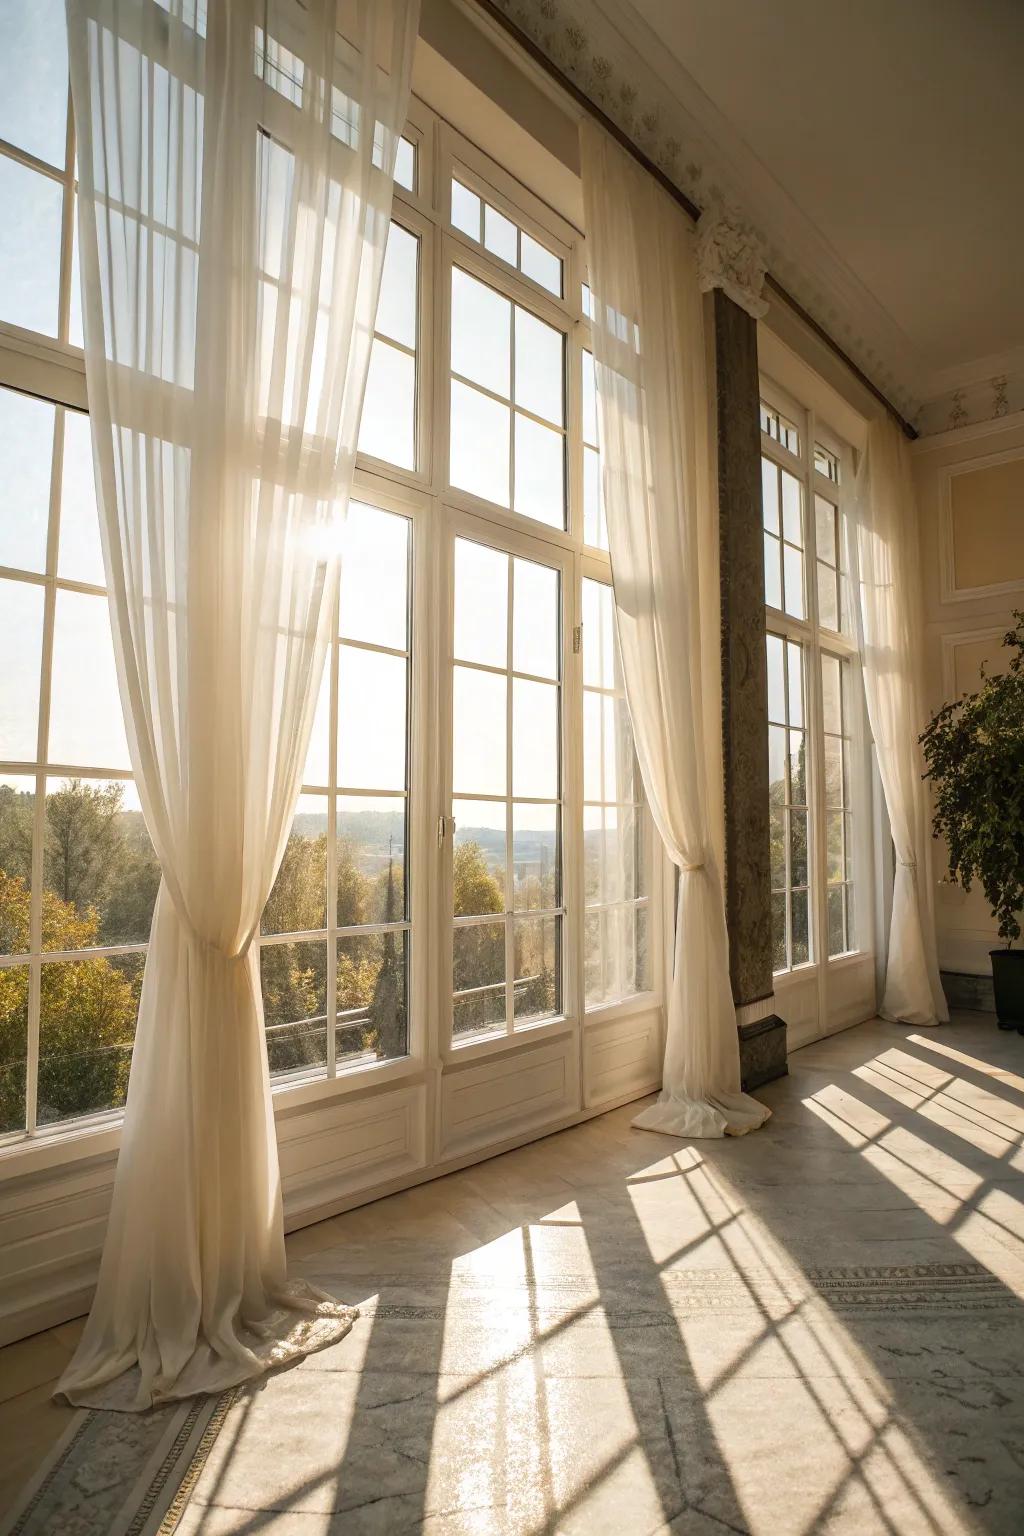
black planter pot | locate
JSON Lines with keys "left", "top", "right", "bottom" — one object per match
{"left": 991, "top": 949, "right": 1024, "bottom": 1033}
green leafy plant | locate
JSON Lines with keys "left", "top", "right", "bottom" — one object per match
{"left": 920, "top": 611, "right": 1024, "bottom": 945}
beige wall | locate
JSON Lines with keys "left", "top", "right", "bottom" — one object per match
{"left": 915, "top": 412, "right": 1024, "bottom": 976}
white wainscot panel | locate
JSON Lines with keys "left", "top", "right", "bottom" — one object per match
{"left": 582, "top": 1006, "right": 662, "bottom": 1110}
{"left": 827, "top": 954, "right": 877, "bottom": 1035}
{"left": 775, "top": 968, "right": 821, "bottom": 1053}
{"left": 441, "top": 1033, "right": 579, "bottom": 1162}
{"left": 279, "top": 1082, "right": 428, "bottom": 1222}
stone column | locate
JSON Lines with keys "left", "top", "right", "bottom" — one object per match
{"left": 698, "top": 208, "right": 788, "bottom": 1091}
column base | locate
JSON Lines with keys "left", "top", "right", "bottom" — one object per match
{"left": 738, "top": 1014, "right": 788, "bottom": 1092}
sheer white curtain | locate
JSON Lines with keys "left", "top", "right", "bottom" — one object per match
{"left": 59, "top": 0, "right": 418, "bottom": 1410}
{"left": 580, "top": 122, "right": 770, "bottom": 1139}
{"left": 852, "top": 418, "right": 948, "bottom": 1027}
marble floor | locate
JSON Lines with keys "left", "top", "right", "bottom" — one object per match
{"left": 3, "top": 1012, "right": 1024, "bottom": 1533}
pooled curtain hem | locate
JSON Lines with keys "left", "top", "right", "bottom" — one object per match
{"left": 55, "top": 1280, "right": 357, "bottom": 1413}
{"left": 633, "top": 1089, "right": 771, "bottom": 1140}
{"left": 879, "top": 1006, "right": 944, "bottom": 1029}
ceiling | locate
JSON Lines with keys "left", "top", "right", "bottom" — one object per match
{"left": 621, "top": 0, "right": 1024, "bottom": 388}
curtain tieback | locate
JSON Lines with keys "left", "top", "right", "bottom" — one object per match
{"left": 897, "top": 859, "right": 918, "bottom": 871}
{"left": 679, "top": 860, "right": 705, "bottom": 873}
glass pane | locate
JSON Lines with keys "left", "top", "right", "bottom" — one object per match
{"left": 394, "top": 136, "right": 415, "bottom": 192}
{"left": 767, "top": 725, "right": 786, "bottom": 803}
{"left": 582, "top": 350, "right": 598, "bottom": 446}
{"left": 763, "top": 532, "right": 782, "bottom": 609}
{"left": 765, "top": 634, "right": 785, "bottom": 725}
{"left": 513, "top": 915, "right": 559, "bottom": 1025}
{"left": 512, "top": 679, "right": 558, "bottom": 799}
{"left": 262, "top": 939, "right": 328, "bottom": 1077}
{"left": 338, "top": 794, "right": 407, "bottom": 926}
{"left": 262, "top": 794, "right": 328, "bottom": 935}
{"left": 455, "top": 539, "right": 507, "bottom": 669}
{"left": 337, "top": 930, "right": 408, "bottom": 1065}
{"left": 451, "top": 179, "right": 481, "bottom": 241}
{"left": 358, "top": 339, "right": 415, "bottom": 470}
{"left": 375, "top": 223, "right": 417, "bottom": 349}
{"left": 453, "top": 919, "right": 505, "bottom": 1038}
{"left": 761, "top": 459, "right": 779, "bottom": 534}
{"left": 0, "top": 776, "right": 34, "bottom": 954}
{"left": 780, "top": 470, "right": 802, "bottom": 545}
{"left": 0, "top": 0, "right": 68, "bottom": 167}
{"left": 49, "top": 589, "right": 130, "bottom": 769}
{"left": 340, "top": 504, "right": 409, "bottom": 652}
{"left": 815, "top": 496, "right": 837, "bottom": 564}
{"left": 786, "top": 641, "right": 804, "bottom": 728}
{"left": 38, "top": 953, "right": 144, "bottom": 1125}
{"left": 582, "top": 578, "right": 617, "bottom": 691}
{"left": 0, "top": 961, "right": 27, "bottom": 1133}
{"left": 0, "top": 578, "right": 44, "bottom": 762}
{"left": 513, "top": 801, "right": 558, "bottom": 911}
{"left": 826, "top": 810, "right": 845, "bottom": 883}
{"left": 824, "top": 735, "right": 843, "bottom": 809}
{"left": 453, "top": 665, "right": 506, "bottom": 796}
{"left": 453, "top": 801, "right": 505, "bottom": 917}
{"left": 827, "top": 885, "right": 845, "bottom": 958}
{"left": 513, "top": 557, "right": 558, "bottom": 680}
{"left": 771, "top": 892, "right": 786, "bottom": 973}
{"left": 821, "top": 654, "right": 842, "bottom": 735}
{"left": 583, "top": 445, "right": 606, "bottom": 550}
{"left": 337, "top": 647, "right": 407, "bottom": 791}
{"left": 783, "top": 544, "right": 804, "bottom": 619}
{"left": 484, "top": 203, "right": 517, "bottom": 265}
{"left": 513, "top": 413, "right": 564, "bottom": 528}
{"left": 584, "top": 804, "right": 638, "bottom": 906}
{"left": 1, "top": 387, "right": 54, "bottom": 575}
{"left": 585, "top": 692, "right": 633, "bottom": 804}
{"left": 817, "top": 562, "right": 839, "bottom": 631}
{"left": 514, "top": 309, "right": 564, "bottom": 427}
{"left": 303, "top": 656, "right": 330, "bottom": 789}
{"left": 0, "top": 158, "right": 63, "bottom": 338}
{"left": 790, "top": 809, "right": 808, "bottom": 888}
{"left": 449, "top": 380, "right": 510, "bottom": 507}
{"left": 769, "top": 807, "right": 785, "bottom": 889}
{"left": 520, "top": 231, "right": 561, "bottom": 296}
{"left": 43, "top": 778, "right": 157, "bottom": 948}
{"left": 58, "top": 408, "right": 105, "bottom": 586}
{"left": 791, "top": 888, "right": 810, "bottom": 966}
{"left": 788, "top": 729, "right": 806, "bottom": 804}
{"left": 451, "top": 268, "right": 509, "bottom": 397}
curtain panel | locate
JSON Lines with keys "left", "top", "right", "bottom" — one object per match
{"left": 852, "top": 419, "right": 948, "bottom": 1027}
{"left": 580, "top": 121, "right": 770, "bottom": 1140}
{"left": 59, "top": 0, "right": 418, "bottom": 1410}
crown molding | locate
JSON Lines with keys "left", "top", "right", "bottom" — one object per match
{"left": 911, "top": 406, "right": 1024, "bottom": 454}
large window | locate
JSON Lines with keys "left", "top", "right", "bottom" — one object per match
{"left": 0, "top": 55, "right": 657, "bottom": 1148}
{"left": 760, "top": 384, "right": 864, "bottom": 975}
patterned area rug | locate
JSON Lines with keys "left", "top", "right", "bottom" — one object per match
{"left": 0, "top": 1390, "right": 235, "bottom": 1536}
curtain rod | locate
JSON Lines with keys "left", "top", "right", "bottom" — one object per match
{"left": 470, "top": 0, "right": 918, "bottom": 442}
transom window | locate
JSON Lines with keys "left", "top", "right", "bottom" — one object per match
{"left": 450, "top": 176, "right": 563, "bottom": 297}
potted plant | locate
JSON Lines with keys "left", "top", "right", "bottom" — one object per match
{"left": 920, "top": 611, "right": 1024, "bottom": 1030}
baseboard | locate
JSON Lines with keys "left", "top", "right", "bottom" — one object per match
{"left": 941, "top": 969, "right": 995, "bottom": 1014}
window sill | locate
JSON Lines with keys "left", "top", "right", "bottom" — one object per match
{"left": 443, "top": 1012, "right": 576, "bottom": 1067}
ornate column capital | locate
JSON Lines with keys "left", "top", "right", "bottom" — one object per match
{"left": 696, "top": 204, "right": 769, "bottom": 319}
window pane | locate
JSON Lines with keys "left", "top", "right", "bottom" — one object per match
{"left": 514, "top": 309, "right": 564, "bottom": 427}
{"left": 394, "top": 136, "right": 416, "bottom": 193}
{"left": 455, "top": 539, "right": 507, "bottom": 669}
{"left": 585, "top": 905, "right": 644, "bottom": 1009}
{"left": 451, "top": 179, "right": 481, "bottom": 241}
{"left": 58, "top": 409, "right": 105, "bottom": 586}
{"left": 0, "top": 579, "right": 44, "bottom": 763}
{"left": 815, "top": 496, "right": 837, "bottom": 564}
{"left": 453, "top": 665, "right": 506, "bottom": 796}
{"left": 780, "top": 470, "right": 802, "bottom": 545}
{"left": 817, "top": 562, "right": 839, "bottom": 631}
{"left": 766, "top": 634, "right": 785, "bottom": 724}
{"left": 512, "top": 679, "right": 558, "bottom": 799}
{"left": 358, "top": 339, "right": 415, "bottom": 470}
{"left": 767, "top": 725, "right": 786, "bottom": 802}
{"left": 338, "top": 795, "right": 407, "bottom": 927}
{"left": 453, "top": 802, "right": 505, "bottom": 916}
{"left": 43, "top": 778, "right": 157, "bottom": 948}
{"left": 38, "top": 953, "right": 144, "bottom": 1125}
{"left": 340, "top": 504, "right": 409, "bottom": 652}
{"left": 451, "top": 268, "right": 509, "bottom": 396}
{"left": 513, "top": 413, "right": 564, "bottom": 528}
{"left": 583, "top": 446, "right": 606, "bottom": 549}
{"left": 337, "top": 930, "right": 408, "bottom": 1066}
{"left": 512, "top": 557, "right": 558, "bottom": 680}
{"left": 375, "top": 223, "right": 417, "bottom": 350}
{"left": 49, "top": 589, "right": 131, "bottom": 769}
{"left": 769, "top": 807, "right": 785, "bottom": 889}
{"left": 453, "top": 920, "right": 505, "bottom": 1038}
{"left": 761, "top": 459, "right": 779, "bottom": 534}
{"left": 338, "top": 648, "right": 407, "bottom": 791}
{"left": 821, "top": 654, "right": 842, "bottom": 735}
{"left": 0, "top": 961, "right": 28, "bottom": 1133}
{"left": 0, "top": 776, "right": 34, "bottom": 956}
{"left": 484, "top": 203, "right": 517, "bottom": 265}
{"left": 771, "top": 892, "right": 787, "bottom": 972}
{"left": 303, "top": 657, "right": 330, "bottom": 789}
{"left": 826, "top": 810, "right": 845, "bottom": 883}
{"left": 582, "top": 579, "right": 618, "bottom": 692}
{"left": 262, "top": 939, "right": 327, "bottom": 1077}
{"left": 782, "top": 544, "right": 804, "bottom": 619}
{"left": 763, "top": 532, "right": 782, "bottom": 609}
{"left": 790, "top": 809, "right": 808, "bottom": 887}
{"left": 520, "top": 231, "right": 561, "bottom": 296}
{"left": 788, "top": 729, "right": 806, "bottom": 804}
{"left": 584, "top": 692, "right": 633, "bottom": 804}
{"left": 584, "top": 804, "right": 639, "bottom": 906}
{"left": 263, "top": 794, "right": 328, "bottom": 935}
{"left": 0, "top": 0, "right": 68, "bottom": 167}
{"left": 1, "top": 387, "right": 54, "bottom": 575}
{"left": 824, "top": 735, "right": 843, "bottom": 809}
{"left": 449, "top": 380, "right": 510, "bottom": 507}
{"left": 513, "top": 914, "right": 558, "bottom": 1025}
{"left": 827, "top": 885, "right": 845, "bottom": 957}
{"left": 786, "top": 641, "right": 804, "bottom": 728}
{"left": 513, "top": 802, "right": 558, "bottom": 911}
{"left": 0, "top": 158, "right": 63, "bottom": 338}
{"left": 582, "top": 351, "right": 598, "bottom": 446}
{"left": 791, "top": 888, "right": 810, "bottom": 966}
